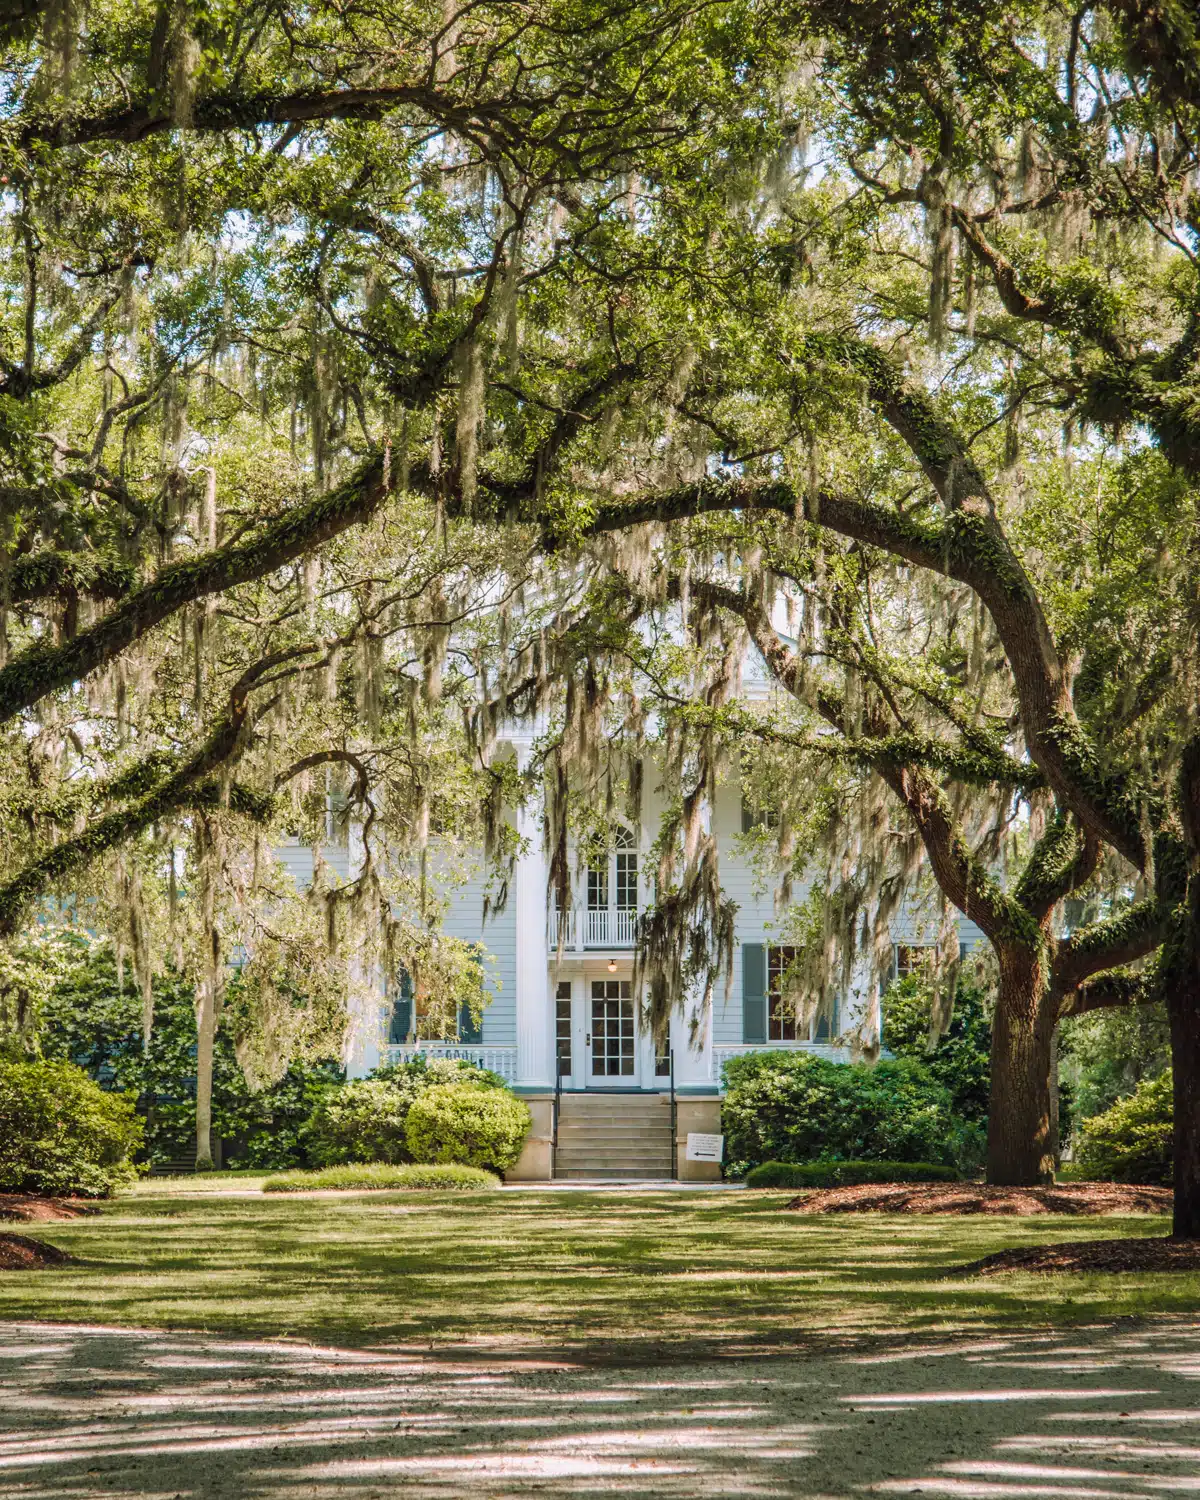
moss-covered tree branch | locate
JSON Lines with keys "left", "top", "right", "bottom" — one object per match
{"left": 21, "top": 84, "right": 509, "bottom": 151}
{"left": 1058, "top": 965, "right": 1159, "bottom": 1018}
{"left": 1052, "top": 899, "right": 1172, "bottom": 1000}
{"left": 7, "top": 550, "right": 136, "bottom": 605}
{"left": 0, "top": 649, "right": 301, "bottom": 937}
{"left": 687, "top": 576, "right": 1029, "bottom": 947}
{"left": 0, "top": 452, "right": 385, "bottom": 725}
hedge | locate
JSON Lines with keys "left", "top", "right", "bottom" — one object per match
{"left": 302, "top": 1060, "right": 521, "bottom": 1168}
{"left": 743, "top": 1159, "right": 960, "bottom": 1189}
{"left": 262, "top": 1163, "right": 498, "bottom": 1192}
{"left": 1075, "top": 1072, "right": 1173, "bottom": 1184}
{"left": 302, "top": 1078, "right": 412, "bottom": 1166}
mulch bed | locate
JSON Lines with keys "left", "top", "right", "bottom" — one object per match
{"left": 0, "top": 1232, "right": 74, "bottom": 1270}
{"left": 961, "top": 1237, "right": 1200, "bottom": 1276}
{"left": 786, "top": 1182, "right": 1173, "bottom": 1215}
{"left": 0, "top": 1194, "right": 98, "bottom": 1223}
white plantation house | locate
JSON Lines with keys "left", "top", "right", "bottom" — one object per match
{"left": 276, "top": 729, "right": 986, "bottom": 1182}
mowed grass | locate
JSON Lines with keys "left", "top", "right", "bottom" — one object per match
{"left": 0, "top": 1186, "right": 1188, "bottom": 1353}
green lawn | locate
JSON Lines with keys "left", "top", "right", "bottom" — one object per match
{"left": 1, "top": 1186, "right": 1189, "bottom": 1354}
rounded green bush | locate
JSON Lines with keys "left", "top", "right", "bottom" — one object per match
{"left": 743, "top": 1159, "right": 960, "bottom": 1189}
{"left": 403, "top": 1082, "right": 531, "bottom": 1172}
{"left": 303, "top": 1079, "right": 411, "bottom": 1166}
{"left": 1075, "top": 1072, "right": 1173, "bottom": 1184}
{"left": 0, "top": 1057, "right": 143, "bottom": 1196}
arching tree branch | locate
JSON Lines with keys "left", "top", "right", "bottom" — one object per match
{"left": 0, "top": 452, "right": 386, "bottom": 724}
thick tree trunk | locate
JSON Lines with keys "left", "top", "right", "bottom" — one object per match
{"left": 1170, "top": 741, "right": 1200, "bottom": 1238}
{"left": 1165, "top": 860, "right": 1200, "bottom": 1236}
{"left": 986, "top": 945, "right": 1056, "bottom": 1185}
{"left": 1167, "top": 977, "right": 1200, "bottom": 1239}
{"left": 1049, "top": 1024, "right": 1060, "bottom": 1168}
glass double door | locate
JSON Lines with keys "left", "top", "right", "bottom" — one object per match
{"left": 555, "top": 977, "right": 638, "bottom": 1086}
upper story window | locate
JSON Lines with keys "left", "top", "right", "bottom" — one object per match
{"left": 588, "top": 827, "right": 638, "bottom": 911}
{"left": 614, "top": 827, "right": 638, "bottom": 911}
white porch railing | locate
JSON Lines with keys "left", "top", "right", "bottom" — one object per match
{"left": 586, "top": 905, "right": 637, "bottom": 946}
{"left": 549, "top": 904, "right": 638, "bottom": 951}
{"left": 711, "top": 1041, "right": 849, "bottom": 1083}
{"left": 380, "top": 1043, "right": 517, "bottom": 1083}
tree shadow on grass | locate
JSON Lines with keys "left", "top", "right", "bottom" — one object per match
{"left": 2, "top": 1318, "right": 1199, "bottom": 1497}
{"left": 1, "top": 1192, "right": 1195, "bottom": 1360}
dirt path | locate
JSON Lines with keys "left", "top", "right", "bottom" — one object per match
{"left": 2, "top": 1318, "right": 1200, "bottom": 1497}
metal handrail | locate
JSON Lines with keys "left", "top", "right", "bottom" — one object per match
{"left": 669, "top": 1047, "right": 678, "bottom": 1181}
{"left": 552, "top": 1054, "right": 563, "bottom": 1180}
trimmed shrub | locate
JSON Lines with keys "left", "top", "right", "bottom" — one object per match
{"left": 721, "top": 1049, "right": 968, "bottom": 1179}
{"left": 404, "top": 1083, "right": 531, "bottom": 1172}
{"left": 0, "top": 1057, "right": 143, "bottom": 1196}
{"left": 302, "top": 1058, "right": 515, "bottom": 1167}
{"left": 743, "top": 1159, "right": 960, "bottom": 1189}
{"left": 303, "top": 1079, "right": 412, "bottom": 1166}
{"left": 1075, "top": 1072, "right": 1173, "bottom": 1184}
{"left": 262, "top": 1163, "right": 498, "bottom": 1192}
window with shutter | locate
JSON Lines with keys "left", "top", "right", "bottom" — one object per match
{"left": 387, "top": 970, "right": 413, "bottom": 1044}
{"left": 742, "top": 943, "right": 767, "bottom": 1044}
{"left": 458, "top": 952, "right": 484, "bottom": 1043}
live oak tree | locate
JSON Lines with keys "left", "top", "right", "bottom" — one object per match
{"left": 486, "top": 0, "right": 1200, "bottom": 1224}
{"left": 772, "top": 0, "right": 1200, "bottom": 1233}
{"left": 393, "top": 5, "right": 1195, "bottom": 1207}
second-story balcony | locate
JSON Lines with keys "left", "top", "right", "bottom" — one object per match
{"left": 550, "top": 901, "right": 639, "bottom": 951}
{"left": 550, "top": 838, "right": 642, "bottom": 950}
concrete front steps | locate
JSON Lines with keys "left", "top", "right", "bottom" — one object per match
{"left": 554, "top": 1091, "right": 674, "bottom": 1180}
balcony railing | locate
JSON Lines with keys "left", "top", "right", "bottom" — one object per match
{"left": 549, "top": 903, "right": 639, "bottom": 951}
{"left": 379, "top": 1043, "right": 517, "bottom": 1083}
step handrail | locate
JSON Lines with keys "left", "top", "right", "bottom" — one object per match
{"left": 551, "top": 1057, "right": 562, "bottom": 1180}
{"left": 669, "top": 1048, "right": 678, "bottom": 1181}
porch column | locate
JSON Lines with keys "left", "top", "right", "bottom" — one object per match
{"left": 671, "top": 985, "right": 722, "bottom": 1181}
{"left": 513, "top": 798, "right": 553, "bottom": 1091}
{"left": 670, "top": 985, "right": 716, "bottom": 1092}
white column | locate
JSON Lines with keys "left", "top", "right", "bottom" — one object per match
{"left": 513, "top": 798, "right": 554, "bottom": 1090}
{"left": 671, "top": 982, "right": 716, "bottom": 1091}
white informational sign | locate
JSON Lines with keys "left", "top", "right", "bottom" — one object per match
{"left": 686, "top": 1132, "right": 725, "bottom": 1164}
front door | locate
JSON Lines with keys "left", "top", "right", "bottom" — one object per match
{"left": 589, "top": 977, "right": 638, "bottom": 1085}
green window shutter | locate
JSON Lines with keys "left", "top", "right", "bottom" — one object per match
{"left": 458, "top": 952, "right": 483, "bottom": 1044}
{"left": 741, "top": 796, "right": 755, "bottom": 835}
{"left": 743, "top": 943, "right": 767, "bottom": 1044}
{"left": 388, "top": 970, "right": 413, "bottom": 1045}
